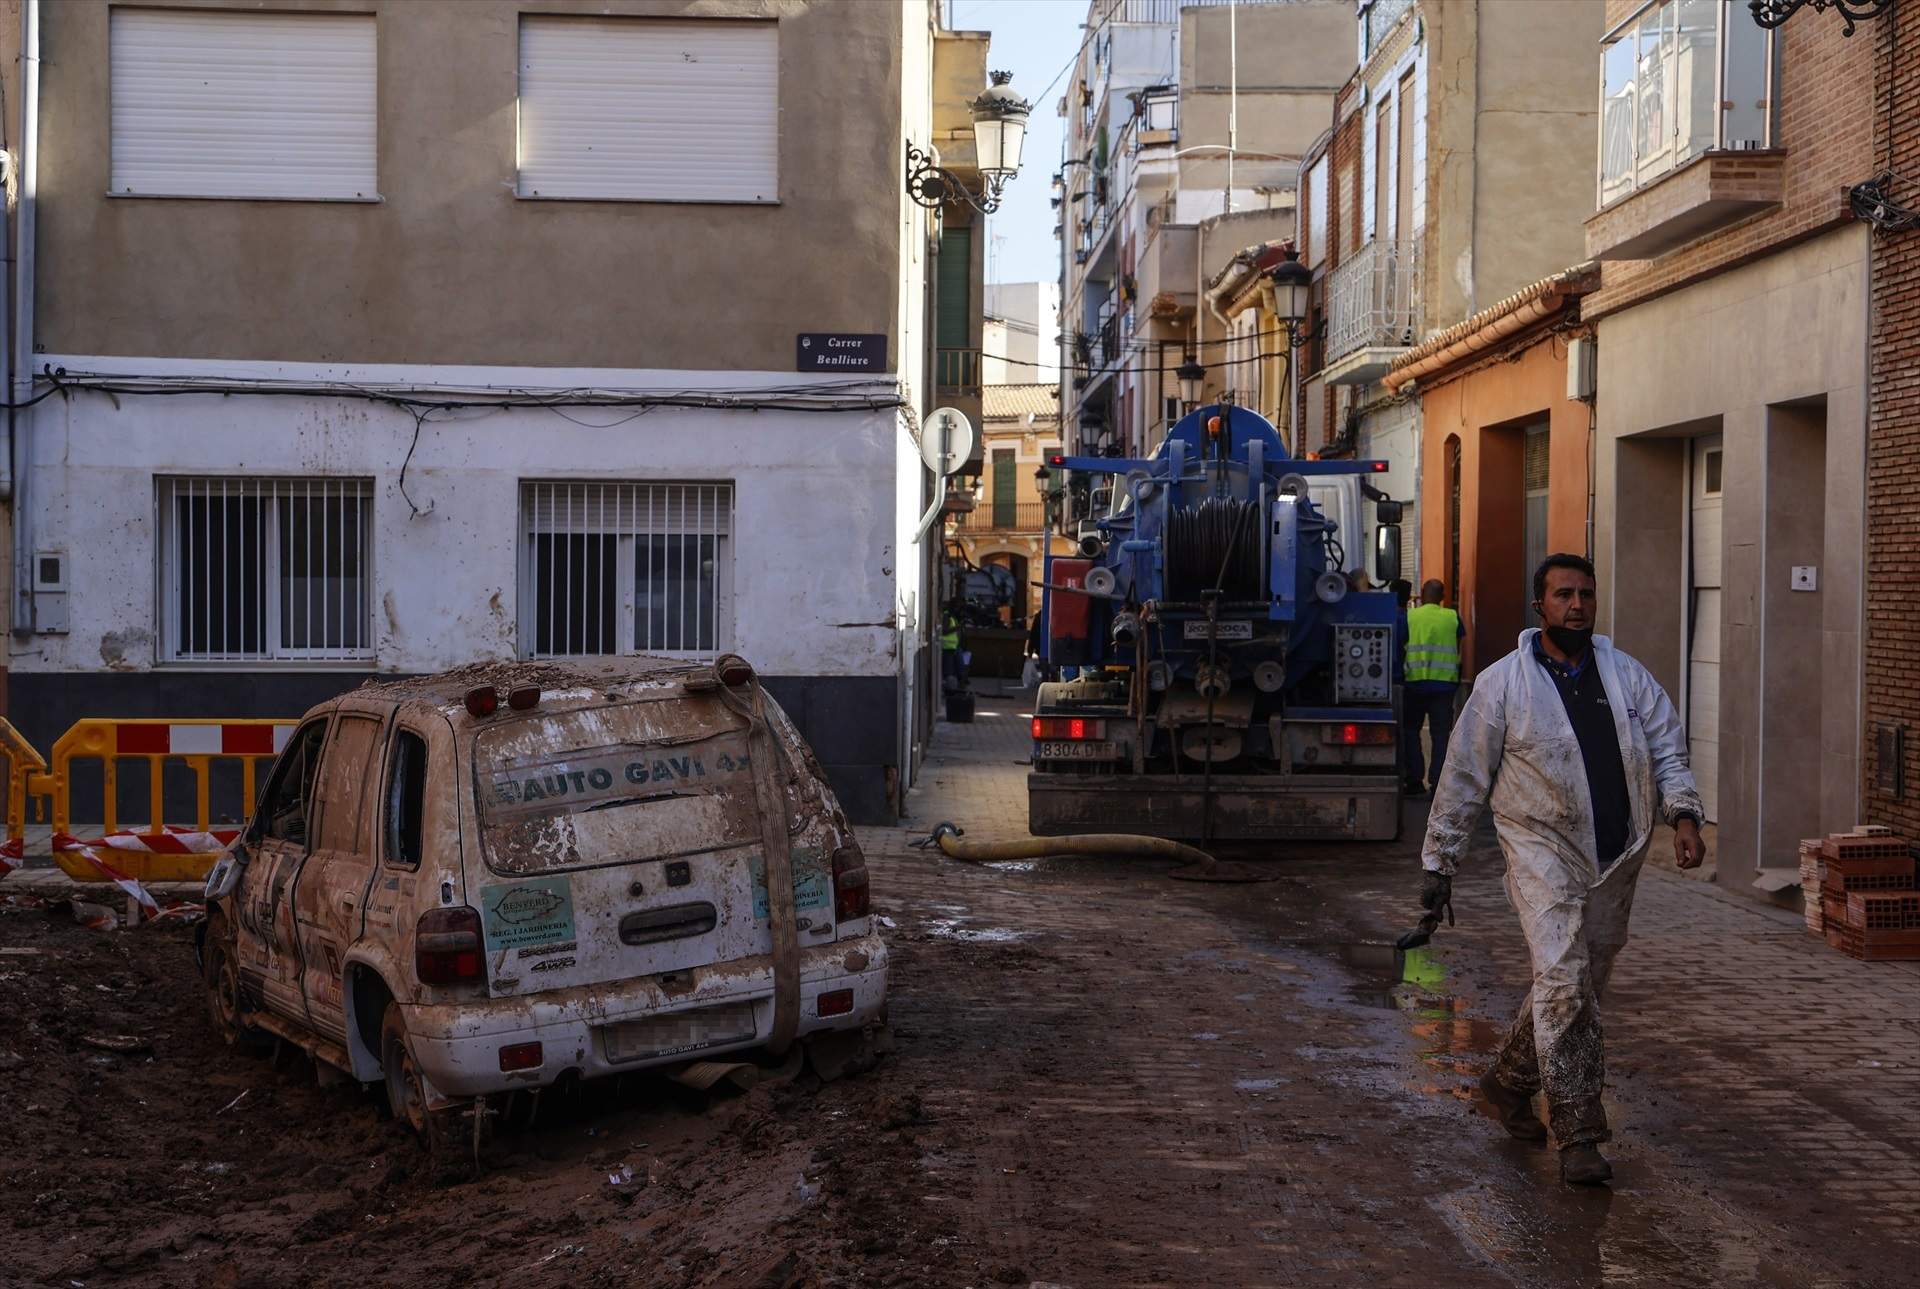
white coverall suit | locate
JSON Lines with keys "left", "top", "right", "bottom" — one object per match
{"left": 1421, "top": 629, "right": 1703, "bottom": 1144}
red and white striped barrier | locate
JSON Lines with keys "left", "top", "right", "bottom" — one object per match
{"left": 0, "top": 837, "right": 21, "bottom": 880}
{"left": 53, "top": 828, "right": 238, "bottom": 917}
{"left": 110, "top": 723, "right": 294, "bottom": 757}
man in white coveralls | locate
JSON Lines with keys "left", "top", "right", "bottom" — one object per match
{"left": 1415, "top": 553, "right": 1705, "bottom": 1186}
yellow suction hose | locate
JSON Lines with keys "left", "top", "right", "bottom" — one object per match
{"left": 915, "top": 822, "right": 1218, "bottom": 875}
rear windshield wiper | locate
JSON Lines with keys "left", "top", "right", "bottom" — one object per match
{"left": 586, "top": 791, "right": 700, "bottom": 813}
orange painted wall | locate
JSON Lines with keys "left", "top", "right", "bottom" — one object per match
{"left": 1417, "top": 334, "right": 1590, "bottom": 678}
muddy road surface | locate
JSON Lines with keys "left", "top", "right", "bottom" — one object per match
{"left": 2, "top": 698, "right": 1916, "bottom": 1287}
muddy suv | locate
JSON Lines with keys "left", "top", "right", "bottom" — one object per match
{"left": 199, "top": 655, "right": 888, "bottom": 1141}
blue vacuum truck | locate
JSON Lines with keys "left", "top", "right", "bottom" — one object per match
{"left": 1032, "top": 402, "right": 1407, "bottom": 844}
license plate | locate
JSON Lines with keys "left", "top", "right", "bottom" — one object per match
{"left": 1183, "top": 619, "right": 1253, "bottom": 640}
{"left": 601, "top": 1000, "right": 758, "bottom": 1063}
{"left": 1037, "top": 740, "right": 1117, "bottom": 760}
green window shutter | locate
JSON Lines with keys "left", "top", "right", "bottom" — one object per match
{"left": 992, "top": 450, "right": 1016, "bottom": 527}
{"left": 937, "top": 227, "right": 972, "bottom": 350}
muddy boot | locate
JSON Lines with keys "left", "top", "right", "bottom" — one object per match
{"left": 1478, "top": 1069, "right": 1548, "bottom": 1141}
{"left": 1559, "top": 1143, "right": 1613, "bottom": 1186}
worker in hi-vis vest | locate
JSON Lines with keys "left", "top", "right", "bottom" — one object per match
{"left": 1403, "top": 579, "right": 1466, "bottom": 797}
{"left": 941, "top": 603, "right": 966, "bottom": 690}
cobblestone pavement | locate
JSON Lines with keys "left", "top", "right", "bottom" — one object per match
{"left": 851, "top": 684, "right": 1919, "bottom": 1288}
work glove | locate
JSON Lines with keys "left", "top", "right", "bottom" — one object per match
{"left": 1396, "top": 871, "right": 1456, "bottom": 952}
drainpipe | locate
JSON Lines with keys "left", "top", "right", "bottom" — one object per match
{"left": 9, "top": 0, "right": 36, "bottom": 635}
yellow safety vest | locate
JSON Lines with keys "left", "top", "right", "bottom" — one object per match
{"left": 1405, "top": 603, "right": 1462, "bottom": 685}
{"left": 941, "top": 616, "right": 960, "bottom": 650}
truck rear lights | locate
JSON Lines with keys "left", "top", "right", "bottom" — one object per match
{"left": 817, "top": 989, "right": 855, "bottom": 1018}
{"left": 415, "top": 906, "right": 485, "bottom": 985}
{"left": 464, "top": 686, "right": 499, "bottom": 718}
{"left": 498, "top": 1041, "right": 543, "bottom": 1072}
{"left": 1324, "top": 722, "right": 1394, "bottom": 746}
{"left": 832, "top": 843, "right": 871, "bottom": 921}
{"left": 1032, "top": 716, "right": 1106, "bottom": 740}
{"left": 506, "top": 685, "right": 540, "bottom": 710}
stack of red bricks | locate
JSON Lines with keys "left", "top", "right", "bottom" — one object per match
{"left": 1806, "top": 828, "right": 1920, "bottom": 961}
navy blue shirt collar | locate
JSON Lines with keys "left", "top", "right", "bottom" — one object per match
{"left": 1531, "top": 635, "right": 1592, "bottom": 680}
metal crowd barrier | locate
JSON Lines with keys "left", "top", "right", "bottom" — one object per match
{"left": 3, "top": 717, "right": 295, "bottom": 883}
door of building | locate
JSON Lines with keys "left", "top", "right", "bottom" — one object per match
{"left": 1687, "top": 434, "right": 1724, "bottom": 822}
{"left": 1523, "top": 425, "right": 1551, "bottom": 608}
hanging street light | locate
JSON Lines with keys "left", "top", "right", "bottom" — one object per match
{"left": 1177, "top": 353, "right": 1206, "bottom": 409}
{"left": 906, "top": 71, "right": 1031, "bottom": 215}
{"left": 1267, "top": 247, "right": 1313, "bottom": 341}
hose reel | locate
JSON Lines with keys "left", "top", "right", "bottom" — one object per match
{"left": 1166, "top": 498, "right": 1263, "bottom": 600}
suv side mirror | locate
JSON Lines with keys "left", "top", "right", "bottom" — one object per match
{"left": 1375, "top": 524, "right": 1402, "bottom": 585}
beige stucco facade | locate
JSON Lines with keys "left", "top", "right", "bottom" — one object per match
{"left": 34, "top": 0, "right": 907, "bottom": 371}
{"left": 1422, "top": 0, "right": 1603, "bottom": 326}
{"left": 1595, "top": 224, "right": 1869, "bottom": 883}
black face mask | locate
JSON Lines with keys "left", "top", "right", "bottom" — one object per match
{"left": 1544, "top": 624, "right": 1594, "bottom": 656}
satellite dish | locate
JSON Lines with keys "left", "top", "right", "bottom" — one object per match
{"left": 921, "top": 407, "right": 977, "bottom": 478}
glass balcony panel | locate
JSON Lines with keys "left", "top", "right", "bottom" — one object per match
{"left": 1600, "top": 35, "right": 1638, "bottom": 206}
{"left": 1674, "top": 0, "right": 1720, "bottom": 168}
{"left": 1721, "top": 8, "right": 1771, "bottom": 149}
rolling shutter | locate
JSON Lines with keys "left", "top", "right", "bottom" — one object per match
{"left": 517, "top": 17, "right": 778, "bottom": 203}
{"left": 110, "top": 9, "right": 377, "bottom": 200}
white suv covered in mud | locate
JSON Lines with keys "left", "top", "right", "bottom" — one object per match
{"left": 200, "top": 655, "right": 889, "bottom": 1142}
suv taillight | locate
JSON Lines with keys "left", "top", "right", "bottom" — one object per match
{"left": 832, "top": 842, "right": 870, "bottom": 922}
{"left": 416, "top": 906, "right": 485, "bottom": 986}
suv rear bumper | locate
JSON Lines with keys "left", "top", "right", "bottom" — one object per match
{"left": 404, "top": 932, "right": 888, "bottom": 1098}
{"left": 1028, "top": 771, "right": 1400, "bottom": 840}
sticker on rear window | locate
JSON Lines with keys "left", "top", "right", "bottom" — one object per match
{"left": 486, "top": 747, "right": 749, "bottom": 818}
{"left": 480, "top": 876, "right": 577, "bottom": 953}
{"left": 750, "top": 848, "right": 831, "bottom": 921}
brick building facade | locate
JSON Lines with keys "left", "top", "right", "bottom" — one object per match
{"left": 1864, "top": 3, "right": 1920, "bottom": 835}
{"left": 1587, "top": 0, "right": 1881, "bottom": 894}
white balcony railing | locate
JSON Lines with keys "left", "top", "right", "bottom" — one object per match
{"left": 1326, "top": 238, "right": 1420, "bottom": 362}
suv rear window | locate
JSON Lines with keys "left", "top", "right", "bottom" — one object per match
{"left": 474, "top": 696, "right": 760, "bottom": 874}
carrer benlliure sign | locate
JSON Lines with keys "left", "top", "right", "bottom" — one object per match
{"left": 796, "top": 333, "right": 887, "bottom": 372}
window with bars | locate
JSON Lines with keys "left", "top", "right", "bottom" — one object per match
{"left": 157, "top": 478, "right": 373, "bottom": 663}
{"left": 520, "top": 482, "right": 733, "bottom": 659}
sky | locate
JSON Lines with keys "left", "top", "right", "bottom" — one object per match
{"left": 945, "top": 0, "right": 1090, "bottom": 287}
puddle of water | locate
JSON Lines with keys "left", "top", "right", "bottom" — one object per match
{"left": 1435, "top": 1172, "right": 1855, "bottom": 1289}
{"left": 1233, "top": 1077, "right": 1287, "bottom": 1092}
{"left": 921, "top": 918, "right": 1031, "bottom": 944}
{"left": 981, "top": 860, "right": 1038, "bottom": 873}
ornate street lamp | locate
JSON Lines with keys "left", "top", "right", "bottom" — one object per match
{"left": 1748, "top": 0, "right": 1892, "bottom": 37}
{"left": 1267, "top": 248, "right": 1313, "bottom": 345}
{"left": 1176, "top": 353, "right": 1206, "bottom": 410}
{"left": 906, "top": 72, "right": 1031, "bottom": 215}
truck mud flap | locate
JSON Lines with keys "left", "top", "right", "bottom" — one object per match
{"left": 1027, "top": 773, "right": 1398, "bottom": 842}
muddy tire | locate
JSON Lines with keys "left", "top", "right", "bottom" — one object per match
{"left": 380, "top": 1002, "right": 470, "bottom": 1163}
{"left": 203, "top": 911, "right": 260, "bottom": 1050}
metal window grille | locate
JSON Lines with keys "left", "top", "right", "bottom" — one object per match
{"left": 157, "top": 477, "right": 374, "bottom": 662}
{"left": 520, "top": 482, "right": 733, "bottom": 659}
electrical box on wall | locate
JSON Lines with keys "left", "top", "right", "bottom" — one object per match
{"left": 31, "top": 549, "right": 69, "bottom": 633}
{"left": 1566, "top": 337, "right": 1596, "bottom": 401}
{"left": 1791, "top": 566, "right": 1818, "bottom": 592}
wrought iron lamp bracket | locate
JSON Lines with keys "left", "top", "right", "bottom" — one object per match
{"left": 906, "top": 143, "right": 1008, "bottom": 215}
{"left": 1748, "top": 0, "right": 1893, "bottom": 37}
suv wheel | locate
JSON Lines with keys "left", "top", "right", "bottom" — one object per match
{"left": 381, "top": 1002, "right": 462, "bottom": 1157}
{"left": 203, "top": 911, "right": 248, "bottom": 1046}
